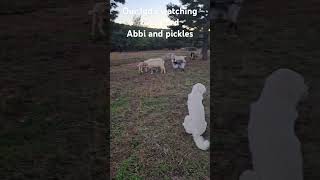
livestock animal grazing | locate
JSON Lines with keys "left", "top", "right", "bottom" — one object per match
{"left": 211, "top": 0, "right": 243, "bottom": 32}
{"left": 88, "top": 2, "right": 106, "bottom": 37}
{"left": 190, "top": 49, "right": 202, "bottom": 60}
{"left": 183, "top": 83, "right": 210, "bottom": 151}
{"left": 143, "top": 58, "right": 166, "bottom": 74}
{"left": 240, "top": 69, "right": 308, "bottom": 180}
{"left": 171, "top": 54, "right": 187, "bottom": 71}
{"left": 137, "top": 62, "right": 148, "bottom": 74}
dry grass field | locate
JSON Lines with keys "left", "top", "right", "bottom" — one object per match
{"left": 110, "top": 50, "right": 210, "bottom": 179}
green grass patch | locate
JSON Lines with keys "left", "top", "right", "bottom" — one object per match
{"left": 115, "top": 155, "right": 142, "bottom": 180}
{"left": 111, "top": 96, "right": 130, "bottom": 117}
{"left": 130, "top": 137, "right": 140, "bottom": 149}
{"left": 153, "top": 163, "right": 172, "bottom": 178}
{"left": 183, "top": 159, "right": 209, "bottom": 178}
{"left": 141, "top": 97, "right": 169, "bottom": 114}
{"left": 111, "top": 121, "right": 124, "bottom": 139}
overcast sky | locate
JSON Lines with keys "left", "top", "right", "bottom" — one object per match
{"left": 115, "top": 0, "right": 181, "bottom": 29}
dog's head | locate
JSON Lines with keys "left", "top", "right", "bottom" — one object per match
{"left": 260, "top": 68, "right": 308, "bottom": 107}
{"left": 192, "top": 83, "right": 206, "bottom": 95}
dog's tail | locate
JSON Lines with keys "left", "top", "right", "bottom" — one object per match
{"left": 193, "top": 135, "right": 209, "bottom": 151}
{"left": 239, "top": 170, "right": 258, "bottom": 180}
{"left": 182, "top": 115, "right": 192, "bottom": 134}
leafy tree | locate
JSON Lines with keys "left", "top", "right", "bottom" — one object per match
{"left": 132, "top": 15, "right": 142, "bottom": 26}
{"left": 167, "top": 0, "right": 210, "bottom": 60}
{"left": 110, "top": 0, "right": 125, "bottom": 21}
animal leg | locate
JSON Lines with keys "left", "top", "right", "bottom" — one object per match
{"left": 138, "top": 66, "right": 142, "bottom": 74}
{"left": 183, "top": 115, "right": 193, "bottom": 134}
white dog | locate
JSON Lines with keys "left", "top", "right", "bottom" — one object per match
{"left": 183, "top": 83, "right": 210, "bottom": 151}
{"left": 240, "top": 69, "right": 308, "bottom": 180}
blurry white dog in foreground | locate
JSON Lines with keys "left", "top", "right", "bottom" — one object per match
{"left": 240, "top": 69, "right": 308, "bottom": 180}
{"left": 183, "top": 83, "right": 210, "bottom": 151}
